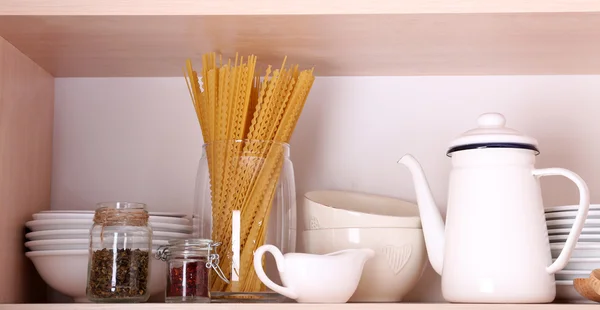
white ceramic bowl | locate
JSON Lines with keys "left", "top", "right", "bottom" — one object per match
{"left": 26, "top": 249, "right": 165, "bottom": 302}
{"left": 32, "top": 213, "right": 190, "bottom": 225}
{"left": 25, "top": 219, "right": 192, "bottom": 233}
{"left": 303, "top": 190, "right": 421, "bottom": 231}
{"left": 302, "top": 227, "right": 426, "bottom": 302}
{"left": 25, "top": 239, "right": 169, "bottom": 251}
{"left": 556, "top": 270, "right": 591, "bottom": 281}
{"left": 551, "top": 243, "right": 600, "bottom": 258}
{"left": 26, "top": 229, "right": 191, "bottom": 241}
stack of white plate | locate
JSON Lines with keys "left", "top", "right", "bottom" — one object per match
{"left": 25, "top": 210, "right": 192, "bottom": 302}
{"left": 546, "top": 204, "right": 600, "bottom": 303}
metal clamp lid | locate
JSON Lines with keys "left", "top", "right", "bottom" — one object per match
{"left": 155, "top": 239, "right": 229, "bottom": 284}
{"left": 206, "top": 251, "right": 229, "bottom": 284}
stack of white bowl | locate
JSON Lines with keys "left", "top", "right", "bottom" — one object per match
{"left": 25, "top": 210, "right": 192, "bottom": 303}
{"left": 546, "top": 204, "right": 600, "bottom": 303}
{"left": 300, "top": 190, "right": 427, "bottom": 302}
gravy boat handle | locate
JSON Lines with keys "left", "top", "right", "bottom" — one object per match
{"left": 254, "top": 244, "right": 298, "bottom": 299}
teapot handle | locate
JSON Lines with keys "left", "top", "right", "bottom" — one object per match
{"left": 253, "top": 244, "right": 298, "bottom": 299}
{"left": 532, "top": 168, "right": 590, "bottom": 274}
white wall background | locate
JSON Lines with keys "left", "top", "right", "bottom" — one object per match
{"left": 53, "top": 76, "right": 600, "bottom": 302}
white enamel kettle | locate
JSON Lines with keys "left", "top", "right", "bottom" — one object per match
{"left": 398, "top": 112, "right": 590, "bottom": 303}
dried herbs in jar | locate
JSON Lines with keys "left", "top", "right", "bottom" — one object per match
{"left": 88, "top": 248, "right": 150, "bottom": 299}
{"left": 87, "top": 202, "right": 152, "bottom": 303}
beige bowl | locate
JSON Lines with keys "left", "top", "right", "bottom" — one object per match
{"left": 302, "top": 227, "right": 426, "bottom": 302}
{"left": 303, "top": 190, "right": 421, "bottom": 231}
{"left": 26, "top": 249, "right": 165, "bottom": 302}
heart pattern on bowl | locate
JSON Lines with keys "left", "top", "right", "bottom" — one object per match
{"left": 381, "top": 244, "right": 412, "bottom": 275}
{"left": 309, "top": 216, "right": 320, "bottom": 229}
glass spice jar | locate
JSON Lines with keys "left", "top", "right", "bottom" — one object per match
{"left": 86, "top": 202, "right": 152, "bottom": 303}
{"left": 155, "top": 239, "right": 228, "bottom": 303}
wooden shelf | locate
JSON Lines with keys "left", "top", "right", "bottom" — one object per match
{"left": 1, "top": 1, "right": 600, "bottom": 77}
{"left": 0, "top": 303, "right": 598, "bottom": 310}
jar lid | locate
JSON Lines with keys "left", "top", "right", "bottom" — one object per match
{"left": 167, "top": 238, "right": 214, "bottom": 247}
{"left": 160, "top": 238, "right": 216, "bottom": 255}
{"left": 447, "top": 113, "right": 539, "bottom": 156}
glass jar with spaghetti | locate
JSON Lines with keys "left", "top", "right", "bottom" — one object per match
{"left": 86, "top": 202, "right": 152, "bottom": 303}
{"left": 155, "top": 239, "right": 229, "bottom": 303}
{"left": 184, "top": 53, "right": 313, "bottom": 302}
{"left": 193, "top": 140, "right": 296, "bottom": 302}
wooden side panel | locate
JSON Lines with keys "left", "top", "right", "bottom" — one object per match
{"left": 0, "top": 36, "right": 54, "bottom": 302}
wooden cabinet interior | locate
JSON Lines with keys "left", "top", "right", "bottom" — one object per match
{"left": 2, "top": 1, "right": 600, "bottom": 305}
{"left": 0, "top": 37, "right": 54, "bottom": 303}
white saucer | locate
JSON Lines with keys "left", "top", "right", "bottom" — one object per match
{"left": 551, "top": 243, "right": 600, "bottom": 258}
{"left": 545, "top": 204, "right": 600, "bottom": 213}
{"left": 26, "top": 229, "right": 191, "bottom": 241}
{"left": 556, "top": 270, "right": 591, "bottom": 281}
{"left": 552, "top": 257, "right": 600, "bottom": 271}
{"left": 39, "top": 210, "right": 188, "bottom": 218}
{"left": 546, "top": 219, "right": 600, "bottom": 229}
{"left": 26, "top": 219, "right": 192, "bottom": 233}
{"left": 548, "top": 227, "right": 600, "bottom": 235}
{"left": 550, "top": 234, "right": 600, "bottom": 243}
{"left": 33, "top": 212, "right": 190, "bottom": 225}
{"left": 551, "top": 243, "right": 600, "bottom": 250}
{"left": 25, "top": 238, "right": 169, "bottom": 251}
{"left": 546, "top": 210, "right": 600, "bottom": 220}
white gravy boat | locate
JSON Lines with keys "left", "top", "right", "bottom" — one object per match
{"left": 254, "top": 244, "right": 374, "bottom": 303}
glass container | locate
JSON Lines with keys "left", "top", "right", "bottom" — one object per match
{"left": 86, "top": 202, "right": 152, "bottom": 303}
{"left": 193, "top": 140, "right": 296, "bottom": 302}
{"left": 155, "top": 239, "right": 229, "bottom": 303}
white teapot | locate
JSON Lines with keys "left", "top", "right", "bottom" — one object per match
{"left": 398, "top": 112, "right": 590, "bottom": 303}
{"left": 253, "top": 244, "right": 374, "bottom": 303}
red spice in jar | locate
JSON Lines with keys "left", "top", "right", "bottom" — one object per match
{"left": 167, "top": 261, "right": 209, "bottom": 299}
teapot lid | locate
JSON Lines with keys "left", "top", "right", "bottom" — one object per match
{"left": 447, "top": 113, "right": 539, "bottom": 156}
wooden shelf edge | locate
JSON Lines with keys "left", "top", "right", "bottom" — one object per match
{"left": 2, "top": 0, "right": 600, "bottom": 16}
{"left": 4, "top": 2, "right": 600, "bottom": 77}
{"left": 5, "top": 12, "right": 600, "bottom": 77}
{"left": 0, "top": 304, "right": 597, "bottom": 309}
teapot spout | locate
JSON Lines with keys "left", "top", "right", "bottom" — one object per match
{"left": 397, "top": 154, "right": 445, "bottom": 275}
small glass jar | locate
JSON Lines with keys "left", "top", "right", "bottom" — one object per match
{"left": 86, "top": 202, "right": 152, "bottom": 303}
{"left": 155, "top": 239, "right": 228, "bottom": 303}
